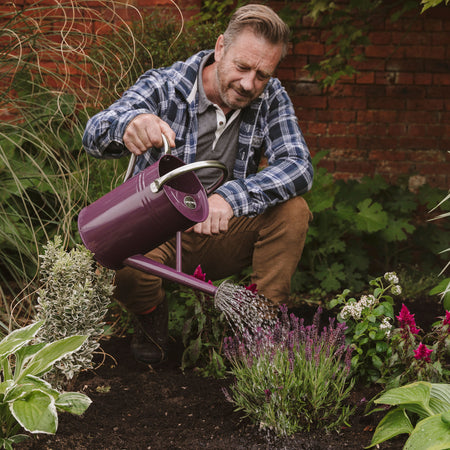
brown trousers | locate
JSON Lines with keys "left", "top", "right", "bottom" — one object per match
{"left": 114, "top": 196, "right": 312, "bottom": 314}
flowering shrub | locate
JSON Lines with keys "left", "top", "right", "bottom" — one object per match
{"left": 223, "top": 306, "right": 355, "bottom": 436}
{"left": 178, "top": 265, "right": 229, "bottom": 378}
{"left": 379, "top": 305, "right": 450, "bottom": 388}
{"left": 329, "top": 272, "right": 401, "bottom": 383}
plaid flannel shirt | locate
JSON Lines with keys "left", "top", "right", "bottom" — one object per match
{"left": 82, "top": 50, "right": 313, "bottom": 217}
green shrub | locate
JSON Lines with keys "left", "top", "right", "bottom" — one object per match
{"left": 35, "top": 236, "right": 114, "bottom": 388}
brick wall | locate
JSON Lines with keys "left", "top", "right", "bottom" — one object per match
{"left": 276, "top": 2, "right": 450, "bottom": 189}
{"left": 1, "top": 0, "right": 449, "bottom": 189}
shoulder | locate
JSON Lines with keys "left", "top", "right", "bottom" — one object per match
{"left": 148, "top": 50, "right": 213, "bottom": 98}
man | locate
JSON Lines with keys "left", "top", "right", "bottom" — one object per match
{"left": 82, "top": 4, "right": 313, "bottom": 365}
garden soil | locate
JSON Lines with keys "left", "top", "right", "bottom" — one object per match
{"left": 17, "top": 297, "right": 440, "bottom": 450}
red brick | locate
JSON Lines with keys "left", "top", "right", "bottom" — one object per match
{"left": 433, "top": 73, "right": 450, "bottom": 85}
{"left": 318, "top": 136, "right": 358, "bottom": 149}
{"left": 328, "top": 97, "right": 366, "bottom": 110}
{"left": 327, "top": 123, "right": 348, "bottom": 135}
{"left": 356, "top": 72, "right": 375, "bottom": 84}
{"left": 406, "top": 98, "right": 444, "bottom": 111}
{"left": 294, "top": 41, "right": 324, "bottom": 56}
{"left": 329, "top": 110, "right": 357, "bottom": 122}
{"left": 357, "top": 110, "right": 399, "bottom": 123}
{"left": 415, "top": 73, "right": 433, "bottom": 85}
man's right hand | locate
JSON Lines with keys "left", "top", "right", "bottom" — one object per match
{"left": 123, "top": 113, "right": 176, "bottom": 155}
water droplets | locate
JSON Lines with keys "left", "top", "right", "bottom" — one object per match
{"left": 214, "top": 280, "right": 277, "bottom": 335}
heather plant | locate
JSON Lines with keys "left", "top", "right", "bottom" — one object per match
{"left": 223, "top": 306, "right": 355, "bottom": 436}
{"left": 378, "top": 305, "right": 450, "bottom": 388}
{"left": 329, "top": 272, "right": 400, "bottom": 384}
{"left": 368, "top": 381, "right": 450, "bottom": 449}
{"left": 34, "top": 236, "right": 114, "bottom": 388}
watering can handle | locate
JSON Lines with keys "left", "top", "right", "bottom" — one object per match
{"left": 150, "top": 160, "right": 228, "bottom": 195}
{"left": 123, "top": 134, "right": 171, "bottom": 182}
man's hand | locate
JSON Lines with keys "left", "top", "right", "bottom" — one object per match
{"left": 123, "top": 113, "right": 176, "bottom": 155}
{"left": 190, "top": 194, "right": 234, "bottom": 235}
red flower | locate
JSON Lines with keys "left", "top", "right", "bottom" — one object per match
{"left": 413, "top": 343, "right": 433, "bottom": 363}
{"left": 443, "top": 311, "right": 450, "bottom": 326}
{"left": 396, "top": 304, "right": 420, "bottom": 334}
{"left": 193, "top": 265, "right": 213, "bottom": 285}
{"left": 244, "top": 283, "right": 258, "bottom": 294}
{"left": 193, "top": 265, "right": 206, "bottom": 281}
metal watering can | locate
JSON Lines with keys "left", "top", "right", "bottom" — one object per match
{"left": 78, "top": 135, "right": 226, "bottom": 296}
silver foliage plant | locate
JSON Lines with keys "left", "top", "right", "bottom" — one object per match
{"left": 35, "top": 236, "right": 114, "bottom": 386}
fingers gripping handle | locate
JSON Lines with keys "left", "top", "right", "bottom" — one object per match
{"left": 123, "top": 134, "right": 171, "bottom": 183}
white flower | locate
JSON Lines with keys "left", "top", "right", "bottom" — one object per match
{"left": 359, "top": 294, "right": 376, "bottom": 308}
{"left": 384, "top": 272, "right": 399, "bottom": 285}
{"left": 380, "top": 317, "right": 392, "bottom": 338}
{"left": 379, "top": 317, "right": 392, "bottom": 330}
{"left": 391, "top": 285, "right": 402, "bottom": 296}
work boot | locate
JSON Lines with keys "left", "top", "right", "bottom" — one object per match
{"left": 131, "top": 299, "right": 168, "bottom": 365}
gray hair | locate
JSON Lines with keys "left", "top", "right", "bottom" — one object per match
{"left": 223, "top": 4, "right": 290, "bottom": 58}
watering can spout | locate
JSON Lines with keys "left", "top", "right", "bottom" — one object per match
{"left": 124, "top": 254, "right": 218, "bottom": 297}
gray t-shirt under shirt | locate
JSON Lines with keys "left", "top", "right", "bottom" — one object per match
{"left": 195, "top": 54, "right": 242, "bottom": 190}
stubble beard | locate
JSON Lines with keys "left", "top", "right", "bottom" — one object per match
{"left": 215, "top": 63, "right": 254, "bottom": 110}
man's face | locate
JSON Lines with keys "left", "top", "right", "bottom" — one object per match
{"left": 214, "top": 28, "right": 283, "bottom": 110}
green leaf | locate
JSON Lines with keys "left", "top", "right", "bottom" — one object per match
{"left": 429, "top": 384, "right": 450, "bottom": 414}
{"left": 368, "top": 408, "right": 413, "bottom": 447}
{"left": 17, "top": 335, "right": 87, "bottom": 381}
{"left": 354, "top": 199, "right": 388, "bottom": 233}
{"left": 10, "top": 390, "right": 58, "bottom": 434}
{"left": 372, "top": 354, "right": 383, "bottom": 369}
{"left": 354, "top": 321, "right": 368, "bottom": 337}
{"left": 55, "top": 392, "right": 92, "bottom": 415}
{"left": 404, "top": 413, "right": 450, "bottom": 450}
{"left": 4, "top": 375, "right": 58, "bottom": 403}
{"left": 0, "top": 322, "right": 42, "bottom": 360}
{"left": 381, "top": 217, "right": 415, "bottom": 242}
{"left": 375, "top": 382, "right": 433, "bottom": 418}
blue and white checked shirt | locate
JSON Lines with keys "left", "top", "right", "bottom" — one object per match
{"left": 82, "top": 50, "right": 313, "bottom": 217}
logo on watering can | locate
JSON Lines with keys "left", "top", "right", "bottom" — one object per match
{"left": 183, "top": 196, "right": 197, "bottom": 209}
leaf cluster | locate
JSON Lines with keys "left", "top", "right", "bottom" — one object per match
{"left": 34, "top": 236, "right": 114, "bottom": 387}
{"left": 292, "top": 151, "right": 449, "bottom": 298}
{"left": 379, "top": 311, "right": 450, "bottom": 388}
{"left": 329, "top": 273, "right": 399, "bottom": 384}
{"left": 173, "top": 284, "right": 230, "bottom": 378}
{"left": 368, "top": 381, "right": 450, "bottom": 449}
{"left": 0, "top": 321, "right": 91, "bottom": 449}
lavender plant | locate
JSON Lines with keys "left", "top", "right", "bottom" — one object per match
{"left": 223, "top": 306, "right": 355, "bottom": 436}
{"left": 329, "top": 272, "right": 400, "bottom": 384}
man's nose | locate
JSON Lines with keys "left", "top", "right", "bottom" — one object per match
{"left": 240, "top": 72, "right": 256, "bottom": 92}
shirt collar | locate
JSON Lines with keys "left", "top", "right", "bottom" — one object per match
{"left": 197, "top": 53, "right": 216, "bottom": 114}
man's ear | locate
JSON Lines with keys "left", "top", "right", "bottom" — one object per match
{"left": 214, "top": 34, "right": 225, "bottom": 62}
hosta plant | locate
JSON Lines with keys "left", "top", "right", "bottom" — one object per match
{"left": 0, "top": 321, "right": 91, "bottom": 449}
{"left": 223, "top": 306, "right": 355, "bottom": 436}
{"left": 368, "top": 381, "right": 450, "bottom": 449}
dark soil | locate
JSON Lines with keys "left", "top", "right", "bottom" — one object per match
{"left": 17, "top": 297, "right": 440, "bottom": 450}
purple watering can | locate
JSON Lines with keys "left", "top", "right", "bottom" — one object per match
{"left": 78, "top": 135, "right": 227, "bottom": 296}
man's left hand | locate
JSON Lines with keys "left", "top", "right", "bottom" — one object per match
{"left": 189, "top": 194, "right": 233, "bottom": 235}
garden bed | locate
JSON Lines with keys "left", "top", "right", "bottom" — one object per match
{"left": 17, "top": 296, "right": 440, "bottom": 450}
